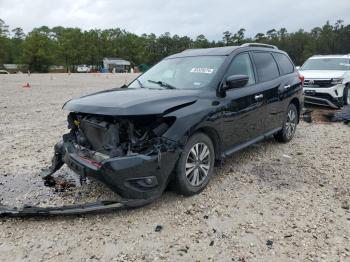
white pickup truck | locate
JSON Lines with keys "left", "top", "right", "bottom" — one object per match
{"left": 299, "top": 55, "right": 350, "bottom": 108}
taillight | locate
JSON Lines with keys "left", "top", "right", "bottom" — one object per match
{"left": 298, "top": 74, "right": 304, "bottom": 86}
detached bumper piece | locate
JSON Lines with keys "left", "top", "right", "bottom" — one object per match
{"left": 0, "top": 193, "right": 159, "bottom": 216}
{"left": 0, "top": 201, "right": 125, "bottom": 217}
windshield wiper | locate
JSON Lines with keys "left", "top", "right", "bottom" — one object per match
{"left": 136, "top": 79, "right": 145, "bottom": 88}
{"left": 147, "top": 80, "right": 176, "bottom": 89}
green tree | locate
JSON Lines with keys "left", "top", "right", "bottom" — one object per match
{"left": 22, "top": 31, "right": 54, "bottom": 72}
{"left": 10, "top": 27, "right": 25, "bottom": 64}
{"left": 0, "top": 19, "right": 10, "bottom": 65}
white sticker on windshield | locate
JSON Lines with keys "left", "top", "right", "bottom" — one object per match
{"left": 190, "top": 68, "right": 214, "bottom": 74}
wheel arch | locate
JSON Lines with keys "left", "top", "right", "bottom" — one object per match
{"left": 191, "top": 126, "right": 222, "bottom": 161}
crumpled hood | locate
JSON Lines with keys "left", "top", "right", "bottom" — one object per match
{"left": 63, "top": 88, "right": 199, "bottom": 116}
{"left": 299, "top": 70, "right": 346, "bottom": 79}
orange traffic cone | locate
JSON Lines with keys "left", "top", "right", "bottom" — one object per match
{"left": 23, "top": 82, "right": 31, "bottom": 88}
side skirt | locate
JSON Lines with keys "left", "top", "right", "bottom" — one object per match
{"left": 221, "top": 127, "right": 282, "bottom": 158}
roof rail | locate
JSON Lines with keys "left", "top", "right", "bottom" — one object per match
{"left": 241, "top": 43, "right": 278, "bottom": 50}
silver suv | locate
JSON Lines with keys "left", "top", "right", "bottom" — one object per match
{"left": 300, "top": 55, "right": 350, "bottom": 108}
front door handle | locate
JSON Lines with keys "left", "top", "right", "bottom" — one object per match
{"left": 284, "top": 84, "right": 291, "bottom": 89}
{"left": 254, "top": 94, "right": 264, "bottom": 101}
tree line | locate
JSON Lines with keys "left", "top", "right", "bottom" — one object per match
{"left": 0, "top": 19, "right": 349, "bottom": 72}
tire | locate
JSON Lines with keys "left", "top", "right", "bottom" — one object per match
{"left": 274, "top": 103, "right": 298, "bottom": 143}
{"left": 172, "top": 133, "right": 215, "bottom": 196}
{"left": 344, "top": 85, "right": 350, "bottom": 106}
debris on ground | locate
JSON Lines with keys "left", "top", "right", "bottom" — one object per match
{"left": 266, "top": 240, "right": 273, "bottom": 249}
{"left": 42, "top": 171, "right": 79, "bottom": 192}
{"left": 155, "top": 225, "right": 163, "bottom": 232}
{"left": 341, "top": 201, "right": 350, "bottom": 210}
{"left": 303, "top": 105, "right": 350, "bottom": 125}
{"left": 282, "top": 154, "right": 292, "bottom": 159}
{"left": 302, "top": 110, "right": 312, "bottom": 123}
{"left": 303, "top": 106, "right": 338, "bottom": 123}
{"left": 326, "top": 105, "right": 350, "bottom": 124}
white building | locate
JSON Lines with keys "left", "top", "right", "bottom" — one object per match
{"left": 103, "top": 58, "right": 131, "bottom": 73}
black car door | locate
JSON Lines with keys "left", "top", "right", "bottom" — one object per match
{"left": 250, "top": 51, "right": 284, "bottom": 132}
{"left": 219, "top": 52, "right": 267, "bottom": 152}
{"left": 268, "top": 52, "right": 299, "bottom": 129}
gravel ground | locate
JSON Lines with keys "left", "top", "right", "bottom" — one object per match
{"left": 0, "top": 73, "right": 349, "bottom": 262}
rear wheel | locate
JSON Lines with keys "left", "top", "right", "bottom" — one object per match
{"left": 274, "top": 103, "right": 298, "bottom": 143}
{"left": 344, "top": 85, "right": 350, "bottom": 105}
{"left": 172, "top": 133, "right": 215, "bottom": 196}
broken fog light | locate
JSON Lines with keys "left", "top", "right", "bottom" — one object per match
{"left": 126, "top": 176, "right": 159, "bottom": 191}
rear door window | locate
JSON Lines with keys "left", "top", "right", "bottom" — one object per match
{"left": 251, "top": 52, "right": 280, "bottom": 82}
{"left": 273, "top": 53, "right": 294, "bottom": 75}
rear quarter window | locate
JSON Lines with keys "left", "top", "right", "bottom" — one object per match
{"left": 251, "top": 52, "right": 280, "bottom": 82}
{"left": 273, "top": 53, "right": 294, "bottom": 75}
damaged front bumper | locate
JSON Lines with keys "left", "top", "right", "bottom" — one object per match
{"left": 59, "top": 138, "right": 180, "bottom": 200}
{"left": 1, "top": 112, "right": 183, "bottom": 216}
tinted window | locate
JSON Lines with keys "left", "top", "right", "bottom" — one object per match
{"left": 273, "top": 53, "right": 294, "bottom": 75}
{"left": 252, "top": 52, "right": 279, "bottom": 82}
{"left": 226, "top": 53, "right": 255, "bottom": 85}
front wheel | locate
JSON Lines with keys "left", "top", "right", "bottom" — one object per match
{"left": 344, "top": 85, "right": 350, "bottom": 105}
{"left": 172, "top": 133, "right": 215, "bottom": 196}
{"left": 274, "top": 103, "right": 298, "bottom": 143}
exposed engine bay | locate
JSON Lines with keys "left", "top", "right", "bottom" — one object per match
{"left": 66, "top": 113, "right": 177, "bottom": 162}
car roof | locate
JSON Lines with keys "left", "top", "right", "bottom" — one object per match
{"left": 166, "top": 46, "right": 240, "bottom": 59}
{"left": 165, "top": 43, "right": 284, "bottom": 59}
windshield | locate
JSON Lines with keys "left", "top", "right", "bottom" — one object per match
{"left": 301, "top": 58, "right": 350, "bottom": 71}
{"left": 129, "top": 56, "right": 226, "bottom": 89}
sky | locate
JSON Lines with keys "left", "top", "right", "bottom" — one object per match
{"left": 0, "top": 0, "right": 349, "bottom": 40}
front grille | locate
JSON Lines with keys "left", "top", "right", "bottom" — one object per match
{"left": 304, "top": 79, "right": 333, "bottom": 88}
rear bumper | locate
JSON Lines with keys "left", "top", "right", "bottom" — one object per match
{"left": 58, "top": 139, "right": 180, "bottom": 200}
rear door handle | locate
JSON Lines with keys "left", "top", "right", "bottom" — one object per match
{"left": 254, "top": 94, "right": 264, "bottom": 101}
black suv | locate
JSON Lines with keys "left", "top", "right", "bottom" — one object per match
{"left": 48, "top": 43, "right": 303, "bottom": 206}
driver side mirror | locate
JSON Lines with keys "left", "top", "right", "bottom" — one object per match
{"left": 222, "top": 74, "right": 249, "bottom": 92}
